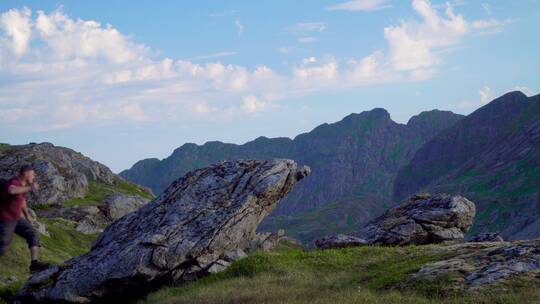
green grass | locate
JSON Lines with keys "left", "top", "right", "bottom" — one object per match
{"left": 60, "top": 178, "right": 153, "bottom": 208}
{"left": 260, "top": 197, "right": 387, "bottom": 246}
{"left": 0, "top": 218, "right": 98, "bottom": 303}
{"left": 0, "top": 144, "right": 10, "bottom": 157}
{"left": 139, "top": 244, "right": 540, "bottom": 304}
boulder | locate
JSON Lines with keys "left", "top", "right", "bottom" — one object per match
{"left": 0, "top": 143, "right": 116, "bottom": 206}
{"left": 357, "top": 194, "right": 475, "bottom": 245}
{"left": 469, "top": 232, "right": 504, "bottom": 243}
{"left": 413, "top": 239, "right": 540, "bottom": 289}
{"left": 314, "top": 234, "right": 367, "bottom": 249}
{"left": 17, "top": 159, "right": 310, "bottom": 303}
{"left": 247, "top": 230, "right": 285, "bottom": 252}
{"left": 101, "top": 193, "right": 150, "bottom": 220}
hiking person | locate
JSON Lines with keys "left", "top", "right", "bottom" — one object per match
{"left": 0, "top": 165, "right": 50, "bottom": 272}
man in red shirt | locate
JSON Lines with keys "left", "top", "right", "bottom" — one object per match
{"left": 0, "top": 165, "right": 49, "bottom": 272}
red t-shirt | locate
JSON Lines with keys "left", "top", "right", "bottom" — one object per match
{"left": 0, "top": 177, "right": 26, "bottom": 222}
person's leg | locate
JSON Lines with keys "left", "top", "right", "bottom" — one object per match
{"left": 0, "top": 220, "right": 16, "bottom": 256}
{"left": 30, "top": 244, "right": 40, "bottom": 261}
{"left": 14, "top": 218, "right": 49, "bottom": 271}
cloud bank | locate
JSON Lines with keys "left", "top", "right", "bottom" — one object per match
{"left": 0, "top": 1, "right": 511, "bottom": 131}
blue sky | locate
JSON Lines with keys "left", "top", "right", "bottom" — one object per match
{"left": 0, "top": 0, "right": 538, "bottom": 172}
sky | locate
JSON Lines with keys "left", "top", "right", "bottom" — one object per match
{"left": 0, "top": 0, "right": 538, "bottom": 173}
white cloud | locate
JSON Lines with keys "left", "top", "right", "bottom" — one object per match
{"left": 302, "top": 57, "right": 317, "bottom": 64}
{"left": 383, "top": 0, "right": 511, "bottom": 77}
{"left": 481, "top": 3, "right": 492, "bottom": 15}
{"left": 479, "top": 86, "right": 493, "bottom": 103}
{"left": 290, "top": 22, "right": 327, "bottom": 33}
{"left": 242, "top": 95, "right": 270, "bottom": 113}
{"left": 234, "top": 20, "right": 244, "bottom": 36}
{"left": 472, "top": 18, "right": 514, "bottom": 35}
{"left": 293, "top": 60, "right": 338, "bottom": 81}
{"left": 298, "top": 36, "right": 317, "bottom": 43}
{"left": 0, "top": 5, "right": 515, "bottom": 131}
{"left": 34, "top": 9, "right": 146, "bottom": 64}
{"left": 384, "top": 0, "right": 468, "bottom": 72}
{"left": 327, "top": 0, "right": 391, "bottom": 12}
{"left": 185, "top": 51, "right": 239, "bottom": 61}
{"left": 0, "top": 7, "right": 32, "bottom": 56}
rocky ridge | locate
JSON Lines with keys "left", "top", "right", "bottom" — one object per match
{"left": 119, "top": 109, "right": 463, "bottom": 243}
{"left": 0, "top": 143, "right": 116, "bottom": 206}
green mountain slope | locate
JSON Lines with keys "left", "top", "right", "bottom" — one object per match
{"left": 394, "top": 92, "right": 540, "bottom": 239}
{"left": 121, "top": 108, "right": 463, "bottom": 243}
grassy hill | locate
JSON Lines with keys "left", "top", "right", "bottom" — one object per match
{"left": 3, "top": 235, "right": 539, "bottom": 304}
{"left": 0, "top": 176, "right": 153, "bottom": 303}
{"left": 140, "top": 241, "right": 540, "bottom": 304}
{"left": 0, "top": 219, "right": 97, "bottom": 303}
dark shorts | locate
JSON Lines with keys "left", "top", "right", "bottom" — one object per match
{"left": 0, "top": 218, "right": 41, "bottom": 256}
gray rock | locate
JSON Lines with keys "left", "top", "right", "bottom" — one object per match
{"left": 0, "top": 275, "right": 19, "bottom": 286}
{"left": 356, "top": 193, "right": 475, "bottom": 245}
{"left": 17, "top": 159, "right": 310, "bottom": 303}
{"left": 27, "top": 208, "right": 49, "bottom": 237}
{"left": 0, "top": 143, "right": 116, "bottom": 206}
{"left": 413, "top": 239, "right": 540, "bottom": 289}
{"left": 35, "top": 194, "right": 150, "bottom": 234}
{"left": 469, "top": 232, "right": 504, "bottom": 243}
{"left": 37, "top": 205, "right": 107, "bottom": 234}
{"left": 247, "top": 231, "right": 284, "bottom": 252}
{"left": 314, "top": 234, "right": 367, "bottom": 249}
{"left": 101, "top": 193, "right": 150, "bottom": 220}
{"left": 221, "top": 249, "right": 247, "bottom": 262}
{"left": 280, "top": 236, "right": 303, "bottom": 247}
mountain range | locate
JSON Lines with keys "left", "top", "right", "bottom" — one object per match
{"left": 120, "top": 91, "right": 540, "bottom": 243}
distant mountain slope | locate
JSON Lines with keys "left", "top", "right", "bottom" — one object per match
{"left": 393, "top": 91, "right": 540, "bottom": 239}
{"left": 121, "top": 108, "right": 463, "bottom": 242}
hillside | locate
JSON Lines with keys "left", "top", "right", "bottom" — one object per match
{"left": 0, "top": 142, "right": 154, "bottom": 302}
{"left": 120, "top": 108, "right": 463, "bottom": 243}
{"left": 139, "top": 240, "right": 540, "bottom": 304}
{"left": 393, "top": 91, "right": 540, "bottom": 239}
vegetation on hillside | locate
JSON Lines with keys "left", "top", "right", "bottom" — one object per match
{"left": 260, "top": 197, "right": 390, "bottom": 245}
{"left": 0, "top": 219, "right": 98, "bottom": 303}
{"left": 33, "top": 178, "right": 154, "bottom": 210}
{"left": 0, "top": 144, "right": 10, "bottom": 157}
{"left": 141, "top": 242, "right": 540, "bottom": 304}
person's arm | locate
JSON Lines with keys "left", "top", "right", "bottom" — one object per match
{"left": 22, "top": 206, "right": 34, "bottom": 223}
{"left": 8, "top": 181, "right": 39, "bottom": 195}
{"left": 7, "top": 184, "right": 32, "bottom": 195}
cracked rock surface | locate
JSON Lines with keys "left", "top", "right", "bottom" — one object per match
{"left": 356, "top": 193, "right": 475, "bottom": 245}
{"left": 17, "top": 159, "right": 310, "bottom": 303}
{"left": 413, "top": 239, "right": 540, "bottom": 289}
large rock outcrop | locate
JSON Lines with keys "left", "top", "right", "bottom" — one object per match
{"left": 0, "top": 143, "right": 116, "bottom": 205}
{"left": 314, "top": 193, "right": 476, "bottom": 249}
{"left": 357, "top": 194, "right": 475, "bottom": 245}
{"left": 17, "top": 159, "right": 310, "bottom": 303}
{"left": 412, "top": 239, "right": 540, "bottom": 289}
